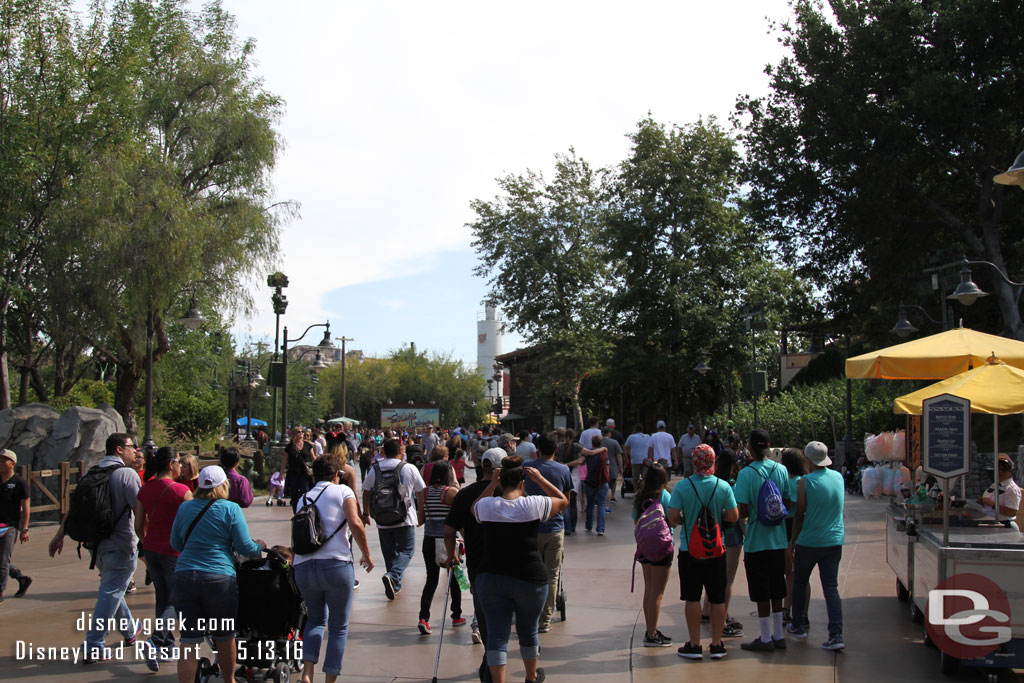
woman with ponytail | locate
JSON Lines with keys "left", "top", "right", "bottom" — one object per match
{"left": 472, "top": 455, "right": 568, "bottom": 683}
{"left": 632, "top": 462, "right": 674, "bottom": 648}
{"left": 133, "top": 447, "right": 192, "bottom": 670}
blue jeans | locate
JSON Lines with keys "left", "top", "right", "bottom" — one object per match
{"left": 144, "top": 550, "right": 178, "bottom": 648}
{"left": 476, "top": 573, "right": 548, "bottom": 666}
{"left": 566, "top": 490, "right": 578, "bottom": 534}
{"left": 791, "top": 544, "right": 843, "bottom": 637}
{"left": 584, "top": 483, "right": 609, "bottom": 533}
{"left": 85, "top": 541, "right": 138, "bottom": 650}
{"left": 173, "top": 571, "right": 238, "bottom": 644}
{"left": 378, "top": 525, "right": 416, "bottom": 592}
{"left": 295, "top": 560, "right": 355, "bottom": 676}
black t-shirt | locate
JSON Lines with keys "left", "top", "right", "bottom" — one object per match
{"left": 474, "top": 500, "right": 550, "bottom": 584}
{"left": 0, "top": 474, "right": 28, "bottom": 527}
{"left": 285, "top": 443, "right": 313, "bottom": 491}
{"left": 445, "top": 480, "right": 498, "bottom": 579}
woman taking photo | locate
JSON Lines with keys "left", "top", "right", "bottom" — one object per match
{"left": 134, "top": 447, "right": 192, "bottom": 671}
{"left": 285, "top": 427, "right": 316, "bottom": 512}
{"left": 632, "top": 462, "right": 673, "bottom": 647}
{"left": 416, "top": 461, "right": 462, "bottom": 634}
{"left": 293, "top": 452, "right": 374, "bottom": 683}
{"left": 171, "top": 466, "right": 265, "bottom": 683}
{"left": 473, "top": 455, "right": 568, "bottom": 683}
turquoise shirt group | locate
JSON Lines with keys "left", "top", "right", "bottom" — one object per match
{"left": 632, "top": 489, "right": 672, "bottom": 521}
{"left": 795, "top": 468, "right": 845, "bottom": 547}
{"left": 667, "top": 474, "right": 737, "bottom": 548}
{"left": 734, "top": 460, "right": 794, "bottom": 553}
{"left": 170, "top": 498, "right": 263, "bottom": 576}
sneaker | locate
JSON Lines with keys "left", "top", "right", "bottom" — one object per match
{"left": 726, "top": 616, "right": 743, "bottom": 630}
{"left": 721, "top": 623, "right": 744, "bottom": 638}
{"left": 822, "top": 635, "right": 845, "bottom": 651}
{"left": 265, "top": 500, "right": 272, "bottom": 507}
{"left": 143, "top": 641, "right": 160, "bottom": 672}
{"left": 785, "top": 624, "right": 808, "bottom": 640}
{"left": 382, "top": 575, "right": 396, "bottom": 601}
{"left": 472, "top": 628, "right": 482, "bottom": 644}
{"left": 418, "top": 619, "right": 432, "bottom": 635}
{"left": 655, "top": 630, "right": 672, "bottom": 644}
{"left": 597, "top": 531, "right": 605, "bottom": 536}
{"left": 740, "top": 638, "right": 774, "bottom": 653}
{"left": 538, "top": 622, "right": 551, "bottom": 633}
{"left": 643, "top": 632, "right": 671, "bottom": 648}
{"left": 677, "top": 642, "right": 703, "bottom": 659}
{"left": 709, "top": 643, "right": 727, "bottom": 659}
{"left": 526, "top": 668, "right": 546, "bottom": 683}
{"left": 144, "top": 570, "right": 152, "bottom": 586}
{"left": 453, "top": 617, "right": 467, "bottom": 627}
{"left": 773, "top": 637, "right": 787, "bottom": 650}
{"left": 781, "top": 608, "right": 792, "bottom": 624}
{"left": 14, "top": 576, "right": 32, "bottom": 598}
{"left": 354, "top": 579, "right": 360, "bottom": 589}
{"left": 125, "top": 581, "right": 136, "bottom": 594}
{"left": 125, "top": 622, "right": 143, "bottom": 646}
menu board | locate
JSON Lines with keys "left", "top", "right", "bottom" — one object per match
{"left": 921, "top": 393, "right": 971, "bottom": 478}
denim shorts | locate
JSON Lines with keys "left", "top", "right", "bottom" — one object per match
{"left": 173, "top": 570, "right": 238, "bottom": 643}
{"left": 722, "top": 523, "right": 744, "bottom": 548}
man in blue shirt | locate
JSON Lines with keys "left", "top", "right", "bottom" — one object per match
{"left": 667, "top": 444, "right": 738, "bottom": 660}
{"left": 734, "top": 429, "right": 794, "bottom": 653}
{"left": 786, "top": 441, "right": 845, "bottom": 651}
{"left": 525, "top": 433, "right": 573, "bottom": 633}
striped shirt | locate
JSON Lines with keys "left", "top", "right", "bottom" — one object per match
{"left": 424, "top": 485, "right": 451, "bottom": 537}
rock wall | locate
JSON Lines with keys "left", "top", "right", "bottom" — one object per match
{"left": 0, "top": 403, "right": 126, "bottom": 470}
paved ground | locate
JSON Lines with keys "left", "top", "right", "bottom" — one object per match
{"left": 1, "top": 473, "right": 1020, "bottom": 682}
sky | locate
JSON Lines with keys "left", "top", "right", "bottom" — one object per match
{"left": 197, "top": 0, "right": 796, "bottom": 366}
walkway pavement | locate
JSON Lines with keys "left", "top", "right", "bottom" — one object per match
{"left": 1, "top": 474, "right": 1018, "bottom": 682}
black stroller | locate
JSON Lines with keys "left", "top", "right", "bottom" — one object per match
{"left": 194, "top": 548, "right": 306, "bottom": 683}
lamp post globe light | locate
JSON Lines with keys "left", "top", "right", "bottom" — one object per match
{"left": 280, "top": 321, "right": 334, "bottom": 443}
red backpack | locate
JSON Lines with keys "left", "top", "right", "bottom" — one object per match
{"left": 686, "top": 478, "right": 725, "bottom": 560}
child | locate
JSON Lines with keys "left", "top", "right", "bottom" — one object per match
{"left": 268, "top": 466, "right": 286, "bottom": 507}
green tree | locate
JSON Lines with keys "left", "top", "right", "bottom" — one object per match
{"left": 737, "top": 0, "right": 1024, "bottom": 343}
{"left": 470, "top": 150, "right": 612, "bottom": 429}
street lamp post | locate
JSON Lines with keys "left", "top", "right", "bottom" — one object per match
{"left": 281, "top": 322, "right": 334, "bottom": 438}
{"left": 336, "top": 336, "right": 354, "bottom": 418}
{"left": 268, "top": 275, "right": 289, "bottom": 443}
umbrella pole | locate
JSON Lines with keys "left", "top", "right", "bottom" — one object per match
{"left": 994, "top": 414, "right": 1000, "bottom": 522}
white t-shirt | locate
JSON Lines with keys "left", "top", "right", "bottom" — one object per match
{"left": 981, "top": 478, "right": 1022, "bottom": 522}
{"left": 578, "top": 428, "right": 602, "bottom": 449}
{"left": 311, "top": 440, "right": 324, "bottom": 457}
{"left": 648, "top": 431, "right": 675, "bottom": 463}
{"left": 677, "top": 433, "right": 702, "bottom": 460}
{"left": 473, "top": 494, "right": 551, "bottom": 524}
{"left": 361, "top": 458, "right": 426, "bottom": 527}
{"left": 294, "top": 481, "right": 355, "bottom": 564}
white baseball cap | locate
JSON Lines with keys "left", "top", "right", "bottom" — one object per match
{"left": 481, "top": 447, "right": 508, "bottom": 469}
{"left": 197, "top": 465, "right": 228, "bottom": 489}
{"left": 0, "top": 449, "right": 16, "bottom": 464}
{"left": 805, "top": 441, "right": 832, "bottom": 467}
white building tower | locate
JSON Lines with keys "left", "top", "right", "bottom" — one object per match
{"left": 477, "top": 304, "right": 504, "bottom": 402}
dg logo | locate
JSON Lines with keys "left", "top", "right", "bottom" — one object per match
{"left": 926, "top": 573, "right": 1012, "bottom": 660}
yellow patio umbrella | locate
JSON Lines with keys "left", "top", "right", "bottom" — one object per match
{"left": 846, "top": 327, "right": 1024, "bottom": 380}
{"left": 893, "top": 356, "right": 1024, "bottom": 415}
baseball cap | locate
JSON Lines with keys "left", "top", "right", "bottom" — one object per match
{"left": 748, "top": 429, "right": 771, "bottom": 454}
{"left": 805, "top": 441, "right": 832, "bottom": 467}
{"left": 0, "top": 449, "right": 16, "bottom": 464}
{"left": 656, "top": 420, "right": 666, "bottom": 429}
{"left": 998, "top": 453, "right": 1014, "bottom": 469}
{"left": 197, "top": 465, "right": 228, "bottom": 489}
{"left": 687, "top": 424, "right": 696, "bottom": 430}
{"left": 481, "top": 447, "right": 507, "bottom": 470}
{"left": 606, "top": 418, "right": 616, "bottom": 427}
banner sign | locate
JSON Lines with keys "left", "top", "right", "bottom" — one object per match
{"left": 381, "top": 407, "right": 440, "bottom": 431}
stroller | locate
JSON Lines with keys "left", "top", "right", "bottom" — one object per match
{"left": 620, "top": 461, "right": 635, "bottom": 498}
{"left": 194, "top": 548, "right": 306, "bottom": 683}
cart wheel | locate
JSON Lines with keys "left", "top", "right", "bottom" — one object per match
{"left": 910, "top": 600, "right": 924, "bottom": 624}
{"left": 940, "top": 651, "right": 959, "bottom": 675}
{"left": 922, "top": 623, "right": 935, "bottom": 648}
{"left": 273, "top": 661, "right": 291, "bottom": 683}
{"left": 195, "top": 656, "right": 212, "bottom": 683}
{"left": 896, "top": 579, "right": 909, "bottom": 602}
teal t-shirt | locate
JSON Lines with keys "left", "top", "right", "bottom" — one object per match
{"left": 796, "top": 468, "right": 845, "bottom": 547}
{"left": 734, "top": 460, "right": 793, "bottom": 552}
{"left": 667, "top": 474, "right": 737, "bottom": 548}
{"left": 632, "top": 489, "right": 672, "bottom": 521}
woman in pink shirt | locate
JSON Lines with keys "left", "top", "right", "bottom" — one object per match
{"left": 134, "top": 446, "right": 192, "bottom": 671}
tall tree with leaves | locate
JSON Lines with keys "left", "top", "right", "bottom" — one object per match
{"left": 470, "top": 150, "right": 611, "bottom": 429}
{"left": 737, "top": 0, "right": 1024, "bottom": 342}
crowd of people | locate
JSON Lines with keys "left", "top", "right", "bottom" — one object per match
{"left": 16, "top": 414, "right": 992, "bottom": 681}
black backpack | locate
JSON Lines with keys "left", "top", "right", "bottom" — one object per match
{"left": 291, "top": 485, "right": 347, "bottom": 555}
{"left": 369, "top": 461, "right": 409, "bottom": 526}
{"left": 66, "top": 463, "right": 130, "bottom": 549}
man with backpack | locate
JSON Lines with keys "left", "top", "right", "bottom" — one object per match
{"left": 47, "top": 433, "right": 143, "bottom": 662}
{"left": 733, "top": 429, "right": 795, "bottom": 653}
{"left": 361, "top": 438, "right": 426, "bottom": 600}
{"left": 666, "top": 444, "right": 738, "bottom": 660}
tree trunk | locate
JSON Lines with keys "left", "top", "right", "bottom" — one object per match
{"left": 115, "top": 360, "right": 143, "bottom": 436}
{"left": 572, "top": 379, "right": 584, "bottom": 431}
{"left": 18, "top": 367, "right": 29, "bottom": 406}
{"left": 0, "top": 300, "right": 10, "bottom": 409}
{"left": 29, "top": 367, "right": 48, "bottom": 403}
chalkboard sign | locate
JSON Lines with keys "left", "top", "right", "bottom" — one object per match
{"left": 922, "top": 393, "right": 971, "bottom": 478}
